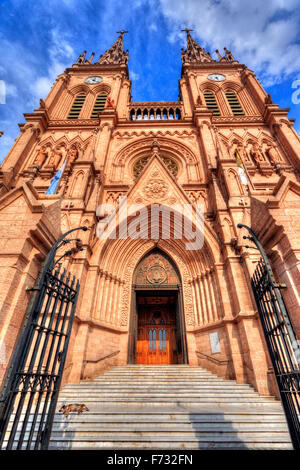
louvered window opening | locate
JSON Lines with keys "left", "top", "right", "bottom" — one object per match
{"left": 91, "top": 93, "right": 107, "bottom": 118}
{"left": 67, "top": 94, "right": 86, "bottom": 119}
{"left": 203, "top": 91, "right": 220, "bottom": 116}
{"left": 225, "top": 91, "right": 244, "bottom": 115}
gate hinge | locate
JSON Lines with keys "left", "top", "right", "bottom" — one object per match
{"left": 274, "top": 283, "right": 287, "bottom": 289}
{"left": 25, "top": 286, "right": 41, "bottom": 292}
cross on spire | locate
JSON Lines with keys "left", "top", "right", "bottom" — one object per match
{"left": 97, "top": 31, "right": 129, "bottom": 65}
{"left": 181, "top": 28, "right": 193, "bottom": 34}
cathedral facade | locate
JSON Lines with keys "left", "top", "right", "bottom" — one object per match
{"left": 0, "top": 32, "right": 299, "bottom": 399}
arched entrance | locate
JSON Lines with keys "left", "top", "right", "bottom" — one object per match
{"left": 127, "top": 249, "right": 188, "bottom": 365}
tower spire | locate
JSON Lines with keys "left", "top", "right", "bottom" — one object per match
{"left": 97, "top": 31, "right": 129, "bottom": 65}
{"left": 181, "top": 29, "right": 214, "bottom": 64}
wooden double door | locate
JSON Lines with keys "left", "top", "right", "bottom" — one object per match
{"left": 136, "top": 294, "right": 178, "bottom": 365}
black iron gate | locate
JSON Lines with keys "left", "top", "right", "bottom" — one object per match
{"left": 238, "top": 223, "right": 300, "bottom": 449}
{"left": 0, "top": 226, "right": 87, "bottom": 450}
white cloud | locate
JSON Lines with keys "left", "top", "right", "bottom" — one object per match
{"left": 33, "top": 77, "right": 53, "bottom": 98}
{"left": 130, "top": 71, "right": 140, "bottom": 80}
{"left": 30, "top": 29, "right": 75, "bottom": 99}
{"left": 159, "top": 0, "right": 300, "bottom": 86}
{"left": 149, "top": 23, "right": 158, "bottom": 32}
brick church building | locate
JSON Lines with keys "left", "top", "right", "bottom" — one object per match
{"left": 0, "top": 30, "right": 299, "bottom": 406}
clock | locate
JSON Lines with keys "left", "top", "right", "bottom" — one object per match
{"left": 208, "top": 74, "right": 226, "bottom": 82}
{"left": 85, "top": 76, "right": 103, "bottom": 84}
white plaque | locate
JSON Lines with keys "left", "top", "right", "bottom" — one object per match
{"left": 209, "top": 332, "right": 221, "bottom": 354}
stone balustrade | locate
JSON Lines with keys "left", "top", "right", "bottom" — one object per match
{"left": 129, "top": 102, "right": 182, "bottom": 121}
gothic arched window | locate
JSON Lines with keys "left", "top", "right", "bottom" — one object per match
{"left": 90, "top": 93, "right": 107, "bottom": 118}
{"left": 67, "top": 93, "right": 86, "bottom": 119}
{"left": 149, "top": 329, "right": 156, "bottom": 351}
{"left": 225, "top": 90, "right": 244, "bottom": 115}
{"left": 159, "top": 329, "right": 167, "bottom": 350}
{"left": 203, "top": 91, "right": 220, "bottom": 116}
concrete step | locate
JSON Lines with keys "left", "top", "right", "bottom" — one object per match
{"left": 58, "top": 389, "right": 265, "bottom": 396}
{"left": 48, "top": 422, "right": 290, "bottom": 432}
{"left": 5, "top": 365, "right": 291, "bottom": 450}
{"left": 47, "top": 433, "right": 293, "bottom": 450}
{"left": 57, "top": 392, "right": 275, "bottom": 400}
{"left": 64, "top": 382, "right": 256, "bottom": 389}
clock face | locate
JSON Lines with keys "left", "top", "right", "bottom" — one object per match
{"left": 208, "top": 74, "right": 226, "bottom": 82}
{"left": 85, "top": 76, "right": 103, "bottom": 84}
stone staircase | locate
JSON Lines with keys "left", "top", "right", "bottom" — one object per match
{"left": 47, "top": 365, "right": 292, "bottom": 450}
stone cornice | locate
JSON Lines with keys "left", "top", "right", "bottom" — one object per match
{"left": 48, "top": 119, "right": 99, "bottom": 129}
{"left": 65, "top": 63, "right": 129, "bottom": 78}
{"left": 181, "top": 62, "right": 246, "bottom": 76}
{"left": 189, "top": 310, "right": 258, "bottom": 333}
{"left": 212, "top": 115, "right": 264, "bottom": 125}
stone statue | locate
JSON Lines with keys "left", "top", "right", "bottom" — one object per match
{"left": 85, "top": 52, "right": 95, "bottom": 64}
{"left": 106, "top": 97, "right": 114, "bottom": 108}
{"left": 151, "top": 138, "right": 160, "bottom": 156}
{"left": 39, "top": 99, "right": 46, "bottom": 109}
{"left": 250, "top": 144, "right": 263, "bottom": 168}
{"left": 215, "top": 49, "right": 223, "bottom": 61}
{"left": 265, "top": 94, "right": 273, "bottom": 104}
{"left": 224, "top": 47, "right": 234, "bottom": 62}
{"left": 49, "top": 145, "right": 64, "bottom": 169}
{"left": 196, "top": 95, "right": 202, "bottom": 106}
{"left": 181, "top": 48, "right": 186, "bottom": 63}
{"left": 66, "top": 145, "right": 79, "bottom": 167}
{"left": 0, "top": 130, "right": 4, "bottom": 138}
{"left": 76, "top": 51, "right": 87, "bottom": 65}
{"left": 34, "top": 146, "right": 48, "bottom": 168}
{"left": 236, "top": 146, "right": 247, "bottom": 162}
{"left": 267, "top": 145, "right": 280, "bottom": 165}
{"left": 124, "top": 49, "right": 129, "bottom": 65}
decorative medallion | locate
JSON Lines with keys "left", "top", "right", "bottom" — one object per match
{"left": 143, "top": 179, "right": 169, "bottom": 201}
{"left": 146, "top": 263, "right": 168, "bottom": 285}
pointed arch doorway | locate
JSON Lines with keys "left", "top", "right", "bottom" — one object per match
{"left": 127, "top": 249, "right": 188, "bottom": 365}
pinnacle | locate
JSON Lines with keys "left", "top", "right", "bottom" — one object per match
{"left": 181, "top": 29, "right": 237, "bottom": 64}
{"left": 74, "top": 32, "right": 129, "bottom": 67}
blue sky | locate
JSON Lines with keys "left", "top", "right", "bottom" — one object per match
{"left": 0, "top": 0, "right": 299, "bottom": 162}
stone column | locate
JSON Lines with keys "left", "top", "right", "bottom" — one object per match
{"left": 1, "top": 125, "right": 40, "bottom": 177}
{"left": 199, "top": 274, "right": 208, "bottom": 324}
{"left": 110, "top": 73, "right": 123, "bottom": 106}
{"left": 118, "top": 80, "right": 131, "bottom": 120}
{"left": 178, "top": 77, "right": 192, "bottom": 118}
{"left": 241, "top": 69, "right": 267, "bottom": 114}
{"left": 187, "top": 72, "right": 199, "bottom": 108}
{"left": 46, "top": 73, "right": 70, "bottom": 115}
{"left": 95, "top": 122, "right": 114, "bottom": 168}
{"left": 272, "top": 120, "right": 300, "bottom": 170}
{"left": 195, "top": 118, "right": 217, "bottom": 169}
{"left": 95, "top": 270, "right": 106, "bottom": 320}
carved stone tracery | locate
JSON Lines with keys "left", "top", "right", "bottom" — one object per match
{"left": 118, "top": 241, "right": 196, "bottom": 327}
{"left": 133, "top": 154, "right": 179, "bottom": 179}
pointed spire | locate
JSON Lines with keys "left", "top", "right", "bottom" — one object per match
{"left": 181, "top": 29, "right": 215, "bottom": 64}
{"left": 97, "top": 31, "right": 129, "bottom": 65}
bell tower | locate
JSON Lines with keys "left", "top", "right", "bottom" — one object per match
{"left": 0, "top": 30, "right": 299, "bottom": 400}
{"left": 0, "top": 32, "right": 132, "bottom": 203}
